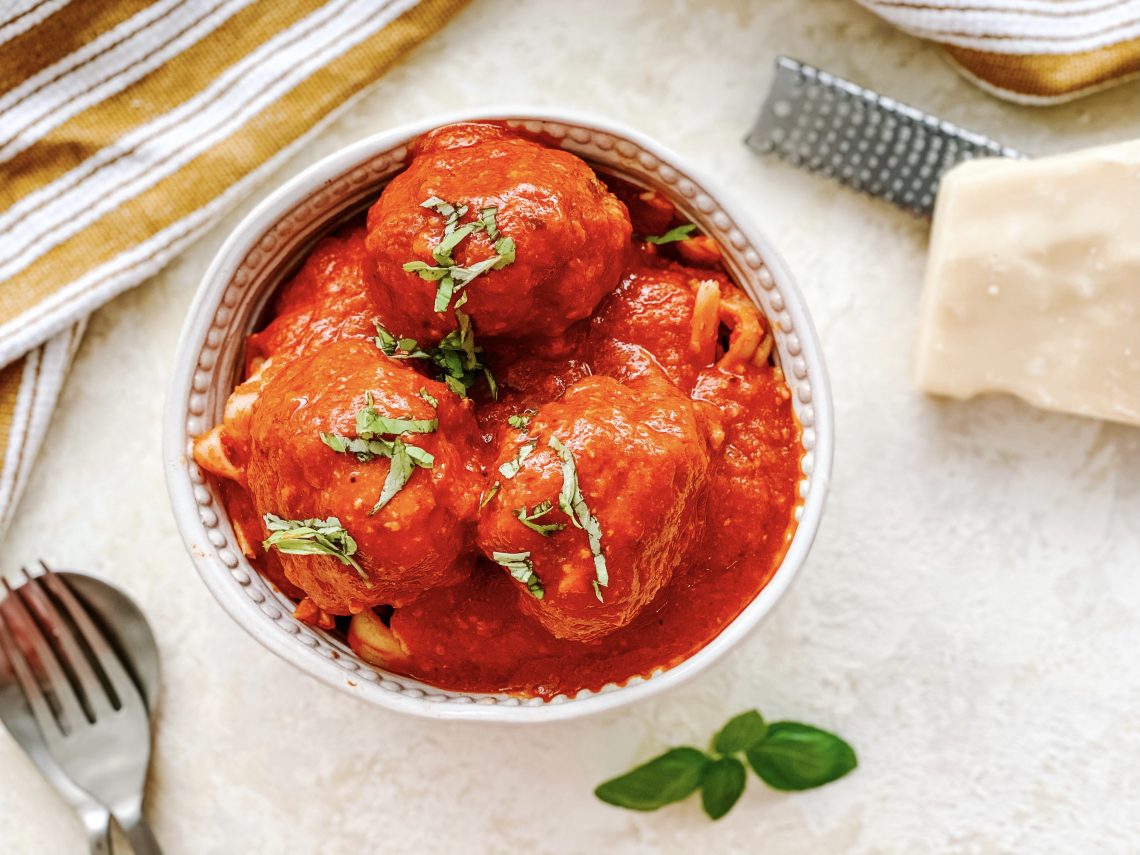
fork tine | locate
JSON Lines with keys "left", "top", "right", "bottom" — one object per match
{"left": 0, "top": 578, "right": 87, "bottom": 734}
{"left": 20, "top": 568, "right": 115, "bottom": 718}
{"left": 0, "top": 607, "right": 60, "bottom": 736}
{"left": 38, "top": 566, "right": 146, "bottom": 716}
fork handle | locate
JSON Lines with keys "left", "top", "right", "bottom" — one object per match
{"left": 117, "top": 813, "right": 163, "bottom": 855}
{"left": 79, "top": 805, "right": 111, "bottom": 855}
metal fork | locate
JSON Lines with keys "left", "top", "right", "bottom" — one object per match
{"left": 0, "top": 567, "right": 162, "bottom": 854}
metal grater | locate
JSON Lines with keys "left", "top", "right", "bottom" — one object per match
{"left": 746, "top": 57, "right": 1026, "bottom": 217}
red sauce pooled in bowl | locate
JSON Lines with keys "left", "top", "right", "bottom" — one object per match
{"left": 193, "top": 123, "right": 801, "bottom": 698}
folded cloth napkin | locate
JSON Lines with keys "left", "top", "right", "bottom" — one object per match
{"left": 0, "top": 0, "right": 466, "bottom": 535}
{"left": 858, "top": 0, "right": 1140, "bottom": 103}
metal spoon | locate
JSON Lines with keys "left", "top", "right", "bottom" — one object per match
{"left": 0, "top": 569, "right": 159, "bottom": 854}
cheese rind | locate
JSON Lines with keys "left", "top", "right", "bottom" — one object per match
{"left": 916, "top": 140, "right": 1140, "bottom": 426}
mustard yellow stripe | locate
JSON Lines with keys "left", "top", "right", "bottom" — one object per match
{"left": 0, "top": 356, "right": 25, "bottom": 469}
{"left": 0, "top": 0, "right": 468, "bottom": 330}
{"left": 946, "top": 36, "right": 1140, "bottom": 98}
{"left": 0, "top": 0, "right": 154, "bottom": 97}
{"left": 0, "top": 0, "right": 329, "bottom": 211}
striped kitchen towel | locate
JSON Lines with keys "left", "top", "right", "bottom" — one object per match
{"left": 858, "top": 0, "right": 1140, "bottom": 103}
{"left": 0, "top": 0, "right": 467, "bottom": 535}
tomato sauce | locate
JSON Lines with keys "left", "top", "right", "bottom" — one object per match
{"left": 195, "top": 124, "right": 802, "bottom": 698}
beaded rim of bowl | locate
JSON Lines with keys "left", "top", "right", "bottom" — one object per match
{"left": 165, "top": 110, "right": 833, "bottom": 721}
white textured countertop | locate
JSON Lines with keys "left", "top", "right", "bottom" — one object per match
{"left": 3, "top": 1, "right": 1139, "bottom": 852}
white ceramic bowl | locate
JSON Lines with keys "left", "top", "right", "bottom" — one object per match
{"left": 164, "top": 108, "right": 833, "bottom": 722}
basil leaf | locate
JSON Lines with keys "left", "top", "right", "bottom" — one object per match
{"left": 420, "top": 196, "right": 453, "bottom": 216}
{"left": 507, "top": 411, "right": 534, "bottom": 431}
{"left": 514, "top": 500, "right": 566, "bottom": 536}
{"left": 373, "top": 323, "right": 398, "bottom": 356}
{"left": 492, "top": 236, "right": 516, "bottom": 267}
{"left": 479, "top": 206, "right": 500, "bottom": 239}
{"left": 433, "top": 222, "right": 478, "bottom": 265}
{"left": 403, "top": 261, "right": 451, "bottom": 281}
{"left": 450, "top": 254, "right": 501, "bottom": 285}
{"left": 410, "top": 198, "right": 515, "bottom": 313}
{"left": 745, "top": 722, "right": 857, "bottom": 791}
{"left": 492, "top": 550, "right": 543, "bottom": 600}
{"left": 700, "top": 757, "right": 746, "bottom": 820}
{"left": 713, "top": 710, "right": 767, "bottom": 755}
{"left": 360, "top": 415, "right": 437, "bottom": 436}
{"left": 548, "top": 435, "right": 608, "bottom": 597}
{"left": 499, "top": 440, "right": 535, "bottom": 479}
{"left": 261, "top": 513, "right": 366, "bottom": 582}
{"left": 595, "top": 747, "right": 709, "bottom": 811}
{"left": 403, "top": 445, "right": 435, "bottom": 468}
{"left": 319, "top": 432, "right": 349, "bottom": 453}
{"left": 433, "top": 274, "right": 456, "bottom": 312}
{"left": 371, "top": 439, "right": 415, "bottom": 515}
{"left": 643, "top": 223, "right": 696, "bottom": 245}
{"left": 480, "top": 481, "right": 500, "bottom": 509}
{"left": 355, "top": 392, "right": 437, "bottom": 438}
{"left": 418, "top": 387, "right": 439, "bottom": 408}
{"left": 321, "top": 431, "right": 433, "bottom": 468}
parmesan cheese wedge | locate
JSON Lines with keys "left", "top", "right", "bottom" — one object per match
{"left": 915, "top": 139, "right": 1140, "bottom": 426}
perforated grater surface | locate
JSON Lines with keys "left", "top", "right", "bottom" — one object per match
{"left": 746, "top": 57, "right": 1026, "bottom": 217}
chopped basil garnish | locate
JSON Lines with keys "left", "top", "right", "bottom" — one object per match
{"left": 262, "top": 513, "right": 366, "bottom": 582}
{"left": 478, "top": 206, "right": 500, "bottom": 239}
{"left": 549, "top": 435, "right": 608, "bottom": 601}
{"left": 372, "top": 439, "right": 415, "bottom": 514}
{"left": 374, "top": 309, "right": 497, "bottom": 400}
{"left": 482, "top": 367, "right": 498, "bottom": 399}
{"left": 432, "top": 222, "right": 478, "bottom": 266}
{"left": 374, "top": 325, "right": 398, "bottom": 354}
{"left": 515, "top": 499, "right": 566, "bottom": 536}
{"left": 507, "top": 410, "right": 535, "bottom": 431}
{"left": 320, "top": 431, "right": 435, "bottom": 467}
{"left": 320, "top": 392, "right": 436, "bottom": 512}
{"left": 493, "top": 550, "right": 544, "bottom": 600}
{"left": 418, "top": 387, "right": 439, "bottom": 407}
{"left": 480, "top": 481, "right": 500, "bottom": 509}
{"left": 356, "top": 391, "right": 437, "bottom": 437}
{"left": 499, "top": 440, "right": 536, "bottom": 479}
{"left": 643, "top": 223, "right": 697, "bottom": 245}
{"left": 404, "top": 198, "right": 517, "bottom": 313}
{"left": 421, "top": 196, "right": 467, "bottom": 235}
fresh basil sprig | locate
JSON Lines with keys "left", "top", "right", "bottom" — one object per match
{"left": 595, "top": 709, "right": 856, "bottom": 820}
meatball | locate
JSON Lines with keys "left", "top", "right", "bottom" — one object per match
{"left": 245, "top": 225, "right": 381, "bottom": 373}
{"left": 365, "top": 122, "right": 631, "bottom": 342}
{"left": 592, "top": 254, "right": 773, "bottom": 388}
{"left": 246, "top": 338, "right": 482, "bottom": 614}
{"left": 591, "top": 264, "right": 702, "bottom": 390}
{"left": 477, "top": 344, "right": 714, "bottom": 641}
{"left": 690, "top": 363, "right": 800, "bottom": 572}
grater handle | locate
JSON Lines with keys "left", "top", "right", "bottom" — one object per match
{"left": 746, "top": 57, "right": 1026, "bottom": 217}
